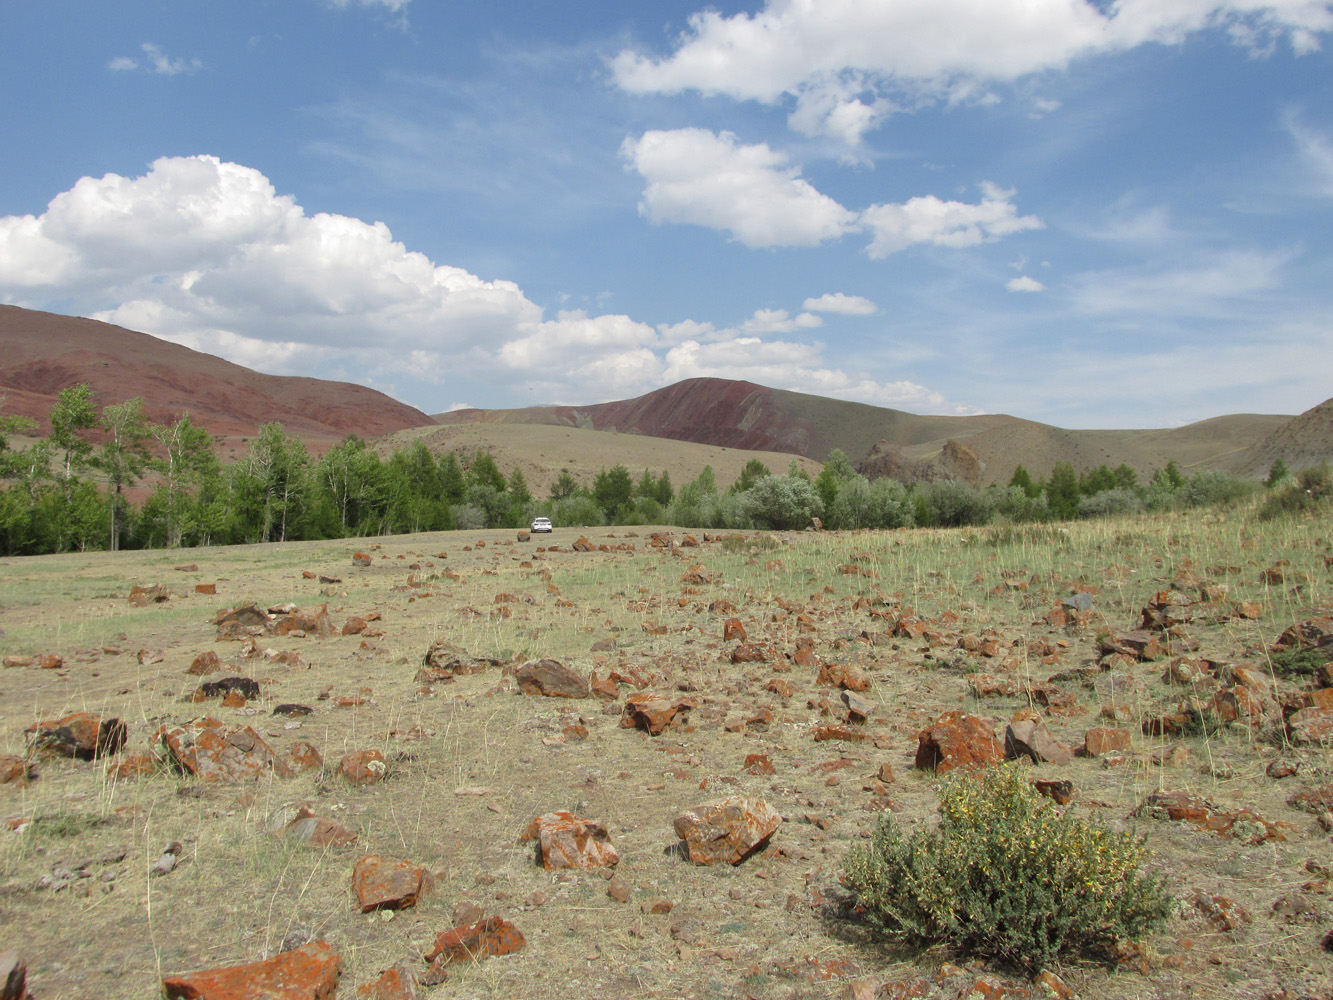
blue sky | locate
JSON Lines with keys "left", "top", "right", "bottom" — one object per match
{"left": 1, "top": 0, "right": 1330, "bottom": 429}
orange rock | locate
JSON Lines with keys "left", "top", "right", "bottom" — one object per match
{"left": 522, "top": 812, "right": 619, "bottom": 869}
{"left": 187, "top": 651, "right": 221, "bottom": 675}
{"left": 722, "top": 618, "right": 747, "bottom": 642}
{"left": 915, "top": 712, "right": 1003, "bottom": 774}
{"left": 352, "top": 855, "right": 434, "bottom": 912}
{"left": 340, "top": 749, "right": 387, "bottom": 786}
{"left": 672, "top": 796, "right": 781, "bottom": 866}
{"left": 26, "top": 712, "right": 127, "bottom": 761}
{"left": 160, "top": 719, "right": 293, "bottom": 782}
{"left": 162, "top": 941, "right": 341, "bottom": 999}
{"left": 1082, "top": 726, "right": 1131, "bottom": 757}
{"left": 424, "top": 915, "right": 525, "bottom": 967}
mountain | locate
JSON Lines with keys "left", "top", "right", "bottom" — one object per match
{"left": 0, "top": 305, "right": 432, "bottom": 454}
{"left": 1235, "top": 396, "right": 1333, "bottom": 477}
{"left": 438, "top": 378, "right": 1301, "bottom": 484}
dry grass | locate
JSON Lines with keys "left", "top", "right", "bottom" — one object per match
{"left": 0, "top": 508, "right": 1330, "bottom": 999}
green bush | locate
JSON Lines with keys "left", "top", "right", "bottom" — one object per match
{"left": 1259, "top": 462, "right": 1331, "bottom": 520}
{"left": 844, "top": 765, "right": 1173, "bottom": 973}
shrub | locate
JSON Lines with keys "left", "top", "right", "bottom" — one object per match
{"left": 744, "top": 475, "right": 822, "bottom": 530}
{"left": 1259, "top": 462, "right": 1331, "bottom": 520}
{"left": 844, "top": 765, "right": 1173, "bottom": 973}
{"left": 1177, "top": 470, "right": 1256, "bottom": 508}
{"left": 1078, "top": 488, "right": 1144, "bottom": 519}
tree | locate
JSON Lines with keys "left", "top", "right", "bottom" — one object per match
{"left": 49, "top": 384, "right": 98, "bottom": 493}
{"left": 92, "top": 398, "right": 151, "bottom": 550}
{"left": 1008, "top": 465, "right": 1037, "bottom": 497}
{"left": 746, "top": 475, "right": 823, "bottom": 530}
{"left": 654, "top": 470, "right": 674, "bottom": 506}
{"left": 439, "top": 451, "right": 466, "bottom": 503}
{"left": 1266, "top": 458, "right": 1289, "bottom": 488}
{"left": 732, "top": 458, "right": 770, "bottom": 494}
{"left": 1112, "top": 464, "right": 1138, "bottom": 489}
{"left": 1079, "top": 464, "right": 1117, "bottom": 497}
{"left": 1045, "top": 462, "right": 1080, "bottom": 520}
{"left": 549, "top": 470, "right": 581, "bottom": 502}
{"left": 592, "top": 464, "right": 634, "bottom": 521}
{"left": 150, "top": 412, "right": 218, "bottom": 547}
{"left": 466, "top": 450, "right": 506, "bottom": 492}
{"left": 505, "top": 466, "right": 533, "bottom": 527}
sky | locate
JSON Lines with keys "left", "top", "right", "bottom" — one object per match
{"left": 1, "top": 0, "right": 1331, "bottom": 430}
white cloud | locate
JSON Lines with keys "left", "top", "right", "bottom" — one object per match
{"left": 108, "top": 42, "right": 202, "bottom": 76}
{"left": 1284, "top": 110, "right": 1333, "bottom": 197}
{"left": 861, "top": 182, "right": 1044, "bottom": 258}
{"left": 328, "top": 0, "right": 411, "bottom": 11}
{"left": 623, "top": 129, "right": 1041, "bottom": 256}
{"left": 1007, "top": 275, "right": 1045, "bottom": 292}
{"left": 613, "top": 0, "right": 1331, "bottom": 144}
{"left": 619, "top": 129, "right": 860, "bottom": 248}
{"left": 0, "top": 155, "right": 972, "bottom": 416}
{"left": 1070, "top": 249, "right": 1291, "bottom": 315}
{"left": 802, "top": 292, "right": 877, "bottom": 315}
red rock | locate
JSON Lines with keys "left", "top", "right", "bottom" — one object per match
{"left": 621, "top": 693, "right": 693, "bottom": 735}
{"left": 731, "top": 643, "right": 770, "bottom": 663}
{"left": 1033, "top": 779, "right": 1076, "bottom": 805}
{"left": 286, "top": 741, "right": 323, "bottom": 773}
{"left": 672, "top": 796, "right": 781, "bottom": 865}
{"left": 187, "top": 651, "right": 221, "bottom": 675}
{"left": 1, "top": 656, "right": 34, "bottom": 668}
{"left": 0, "top": 952, "right": 29, "bottom": 1000}
{"left": 162, "top": 941, "right": 341, "bottom": 999}
{"left": 915, "top": 712, "right": 1003, "bottom": 774}
{"left": 357, "top": 965, "right": 417, "bottom": 1000}
{"left": 1082, "top": 726, "right": 1130, "bottom": 757}
{"left": 352, "top": 552, "right": 372, "bottom": 567}
{"left": 1004, "top": 718, "right": 1072, "bottom": 766}
{"left": 424, "top": 915, "right": 525, "bottom": 967}
{"left": 420, "top": 639, "right": 488, "bottom": 678}
{"left": 0, "top": 756, "right": 32, "bottom": 786}
{"left": 766, "top": 678, "right": 794, "bottom": 699}
{"left": 743, "top": 753, "right": 776, "bottom": 775}
{"left": 195, "top": 583, "right": 217, "bottom": 595}
{"left": 522, "top": 812, "right": 620, "bottom": 869}
{"left": 270, "top": 604, "right": 336, "bottom": 638}
{"left": 128, "top": 584, "right": 169, "bottom": 607}
{"left": 107, "top": 752, "right": 157, "bottom": 781}
{"left": 37, "top": 654, "right": 63, "bottom": 670}
{"left": 572, "top": 535, "right": 595, "bottom": 552}
{"left": 1286, "top": 783, "right": 1333, "bottom": 812}
{"left": 1288, "top": 706, "right": 1333, "bottom": 744}
{"left": 1032, "top": 971, "right": 1074, "bottom": 999}
{"left": 514, "top": 659, "right": 590, "bottom": 699}
{"left": 1274, "top": 617, "right": 1332, "bottom": 650}
{"left": 815, "top": 663, "right": 870, "bottom": 691}
{"left": 268, "top": 804, "right": 358, "bottom": 848}
{"left": 26, "top": 712, "right": 127, "bottom": 760}
{"left": 723, "top": 618, "right": 747, "bottom": 642}
{"left": 589, "top": 675, "right": 619, "bottom": 701}
{"left": 340, "top": 749, "right": 387, "bottom": 786}
{"left": 352, "top": 855, "right": 434, "bottom": 912}
{"left": 342, "top": 617, "right": 368, "bottom": 635}
{"left": 1098, "top": 629, "right": 1162, "bottom": 661}
{"left": 160, "top": 719, "right": 293, "bottom": 782}
{"left": 1135, "top": 791, "right": 1290, "bottom": 843}
{"left": 812, "top": 724, "right": 868, "bottom": 743}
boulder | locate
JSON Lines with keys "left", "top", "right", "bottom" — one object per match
{"left": 270, "top": 604, "right": 336, "bottom": 638}
{"left": 722, "top": 618, "right": 746, "bottom": 642}
{"left": 1082, "top": 726, "right": 1131, "bottom": 757}
{"left": 672, "top": 796, "right": 781, "bottom": 866}
{"left": 268, "top": 804, "right": 358, "bottom": 848}
{"left": 162, "top": 941, "right": 341, "bottom": 1000}
{"left": 419, "top": 639, "right": 489, "bottom": 679}
{"left": 187, "top": 651, "right": 221, "bottom": 675}
{"left": 621, "top": 693, "right": 693, "bottom": 735}
{"left": 340, "top": 750, "right": 388, "bottom": 786}
{"left": 159, "top": 719, "right": 294, "bottom": 782}
{"left": 514, "top": 659, "right": 589, "bottom": 699}
{"left": 352, "top": 855, "right": 434, "bottom": 912}
{"left": 26, "top": 712, "right": 126, "bottom": 760}
{"left": 522, "top": 811, "right": 620, "bottom": 869}
{"left": 915, "top": 712, "right": 1003, "bottom": 774}
{"left": 1004, "top": 718, "right": 1073, "bottom": 766}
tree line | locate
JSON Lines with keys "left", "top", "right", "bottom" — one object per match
{"left": 0, "top": 386, "right": 1295, "bottom": 556}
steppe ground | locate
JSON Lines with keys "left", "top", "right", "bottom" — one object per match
{"left": 0, "top": 509, "right": 1330, "bottom": 999}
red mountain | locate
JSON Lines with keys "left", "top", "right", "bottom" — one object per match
{"left": 0, "top": 305, "right": 432, "bottom": 452}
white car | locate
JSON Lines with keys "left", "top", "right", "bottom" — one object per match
{"left": 531, "top": 517, "right": 553, "bottom": 533}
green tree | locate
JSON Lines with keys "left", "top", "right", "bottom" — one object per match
{"left": 1112, "top": 463, "right": 1138, "bottom": 489}
{"left": 92, "top": 398, "right": 151, "bottom": 550}
{"left": 466, "top": 450, "right": 506, "bottom": 492}
{"left": 318, "top": 435, "right": 383, "bottom": 535}
{"left": 150, "top": 412, "right": 219, "bottom": 547}
{"left": 548, "top": 470, "right": 582, "bottom": 502}
{"left": 592, "top": 464, "right": 634, "bottom": 521}
{"left": 505, "top": 466, "right": 533, "bottom": 527}
{"left": 654, "top": 470, "right": 674, "bottom": 506}
{"left": 1078, "top": 464, "right": 1117, "bottom": 496}
{"left": 1008, "top": 465, "right": 1038, "bottom": 497}
{"left": 1266, "top": 457, "right": 1289, "bottom": 488}
{"left": 49, "top": 384, "right": 98, "bottom": 494}
{"left": 814, "top": 448, "right": 856, "bottom": 512}
{"left": 1045, "top": 462, "right": 1080, "bottom": 520}
{"left": 732, "top": 458, "right": 770, "bottom": 494}
{"left": 439, "top": 451, "right": 466, "bottom": 503}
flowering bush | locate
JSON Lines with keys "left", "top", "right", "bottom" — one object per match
{"left": 844, "top": 765, "right": 1174, "bottom": 972}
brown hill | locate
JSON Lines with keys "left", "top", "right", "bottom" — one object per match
{"left": 438, "top": 378, "right": 1297, "bottom": 484}
{"left": 1234, "top": 397, "right": 1333, "bottom": 477}
{"left": 0, "top": 305, "right": 432, "bottom": 455}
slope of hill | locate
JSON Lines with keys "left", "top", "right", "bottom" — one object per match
{"left": 438, "top": 377, "right": 1299, "bottom": 484}
{"left": 0, "top": 306, "right": 432, "bottom": 453}
{"left": 1235, "top": 396, "right": 1333, "bottom": 476}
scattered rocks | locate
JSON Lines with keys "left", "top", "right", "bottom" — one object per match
{"left": 522, "top": 811, "right": 620, "bottom": 869}
{"left": 352, "top": 855, "right": 435, "bottom": 912}
{"left": 672, "top": 795, "right": 781, "bottom": 865}
{"left": 514, "top": 659, "right": 590, "bottom": 699}
{"left": 161, "top": 941, "right": 342, "bottom": 1000}
{"left": 1135, "top": 791, "right": 1292, "bottom": 844}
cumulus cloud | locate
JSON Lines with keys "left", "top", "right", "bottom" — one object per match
{"left": 1007, "top": 275, "right": 1045, "bottom": 292}
{"left": 620, "top": 129, "right": 860, "bottom": 248}
{"left": 623, "top": 129, "right": 1041, "bottom": 256}
{"left": 0, "top": 155, "right": 970, "bottom": 414}
{"left": 802, "top": 292, "right": 877, "bottom": 315}
{"left": 613, "top": 0, "right": 1331, "bottom": 143}
{"left": 108, "top": 42, "right": 202, "bottom": 75}
{"left": 861, "top": 182, "right": 1044, "bottom": 258}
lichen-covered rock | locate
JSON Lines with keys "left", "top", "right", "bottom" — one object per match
{"left": 672, "top": 796, "right": 781, "bottom": 866}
